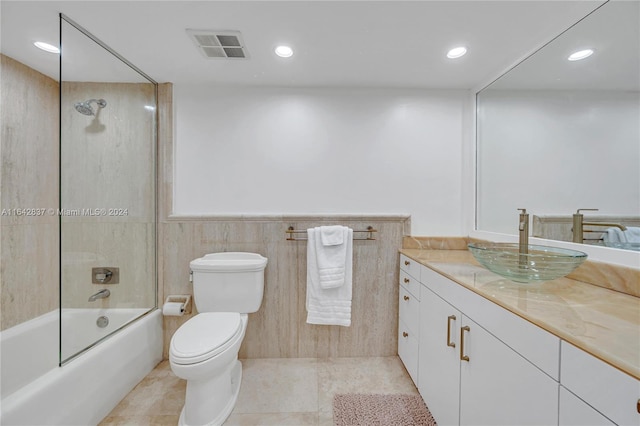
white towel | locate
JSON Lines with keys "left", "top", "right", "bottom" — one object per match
{"left": 306, "top": 227, "right": 353, "bottom": 327}
{"left": 320, "top": 225, "right": 345, "bottom": 246}
{"left": 315, "top": 226, "right": 350, "bottom": 289}
{"left": 603, "top": 227, "right": 626, "bottom": 243}
{"left": 603, "top": 226, "right": 640, "bottom": 243}
{"left": 625, "top": 227, "right": 640, "bottom": 243}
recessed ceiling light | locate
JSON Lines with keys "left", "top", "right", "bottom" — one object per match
{"left": 447, "top": 46, "right": 467, "bottom": 59}
{"left": 275, "top": 45, "right": 293, "bottom": 58}
{"left": 34, "top": 41, "right": 59, "bottom": 54}
{"left": 568, "top": 49, "right": 594, "bottom": 61}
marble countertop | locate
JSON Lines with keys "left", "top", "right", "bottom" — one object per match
{"left": 400, "top": 249, "right": 640, "bottom": 381}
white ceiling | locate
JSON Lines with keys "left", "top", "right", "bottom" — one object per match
{"left": 1, "top": 1, "right": 611, "bottom": 89}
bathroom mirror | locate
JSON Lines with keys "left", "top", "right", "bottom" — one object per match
{"left": 476, "top": 1, "right": 639, "bottom": 250}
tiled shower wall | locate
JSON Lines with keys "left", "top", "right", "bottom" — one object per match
{"left": 0, "top": 55, "right": 59, "bottom": 330}
{"left": 60, "top": 82, "right": 156, "bottom": 310}
{"left": 1, "top": 55, "right": 162, "bottom": 330}
{"left": 160, "top": 216, "right": 409, "bottom": 359}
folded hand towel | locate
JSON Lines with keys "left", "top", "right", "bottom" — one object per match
{"left": 315, "top": 226, "right": 351, "bottom": 289}
{"left": 306, "top": 227, "right": 353, "bottom": 327}
{"left": 320, "top": 225, "right": 345, "bottom": 246}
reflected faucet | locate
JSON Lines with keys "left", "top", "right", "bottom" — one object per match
{"left": 88, "top": 289, "right": 110, "bottom": 302}
{"left": 572, "top": 208, "right": 627, "bottom": 243}
{"left": 518, "top": 208, "right": 529, "bottom": 256}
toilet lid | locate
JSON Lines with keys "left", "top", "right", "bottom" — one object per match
{"left": 170, "top": 312, "right": 242, "bottom": 365}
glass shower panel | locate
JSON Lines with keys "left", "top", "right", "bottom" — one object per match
{"left": 59, "top": 15, "right": 157, "bottom": 364}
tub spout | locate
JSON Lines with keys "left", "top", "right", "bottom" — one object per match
{"left": 88, "top": 289, "right": 110, "bottom": 302}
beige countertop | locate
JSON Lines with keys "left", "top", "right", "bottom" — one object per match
{"left": 400, "top": 249, "right": 640, "bottom": 381}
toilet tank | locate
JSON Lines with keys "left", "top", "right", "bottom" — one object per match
{"left": 189, "top": 252, "right": 268, "bottom": 313}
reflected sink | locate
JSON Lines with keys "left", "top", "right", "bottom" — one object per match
{"left": 468, "top": 242, "right": 587, "bottom": 283}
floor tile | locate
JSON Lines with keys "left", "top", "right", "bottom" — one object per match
{"left": 225, "top": 412, "right": 319, "bottom": 425}
{"left": 317, "top": 356, "right": 418, "bottom": 414}
{"left": 99, "top": 356, "right": 416, "bottom": 426}
{"left": 233, "top": 358, "right": 318, "bottom": 414}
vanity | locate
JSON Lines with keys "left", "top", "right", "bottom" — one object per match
{"left": 403, "top": 2, "right": 640, "bottom": 423}
{"left": 397, "top": 249, "right": 639, "bottom": 426}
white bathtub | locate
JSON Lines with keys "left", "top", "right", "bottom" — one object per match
{"left": 0, "top": 308, "right": 162, "bottom": 425}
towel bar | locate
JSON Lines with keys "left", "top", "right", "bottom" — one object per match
{"left": 285, "top": 226, "right": 377, "bottom": 241}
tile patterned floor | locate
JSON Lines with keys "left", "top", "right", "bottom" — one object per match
{"left": 99, "top": 356, "right": 418, "bottom": 425}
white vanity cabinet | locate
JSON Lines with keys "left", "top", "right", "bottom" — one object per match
{"left": 560, "top": 341, "right": 640, "bottom": 426}
{"left": 398, "top": 254, "right": 421, "bottom": 385}
{"left": 559, "top": 387, "right": 616, "bottom": 426}
{"left": 416, "top": 264, "right": 560, "bottom": 426}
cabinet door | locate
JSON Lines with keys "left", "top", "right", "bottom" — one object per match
{"left": 559, "top": 387, "right": 615, "bottom": 426}
{"left": 419, "top": 286, "right": 461, "bottom": 426}
{"left": 459, "top": 316, "right": 559, "bottom": 426}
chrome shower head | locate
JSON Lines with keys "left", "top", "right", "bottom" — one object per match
{"left": 74, "top": 99, "right": 107, "bottom": 116}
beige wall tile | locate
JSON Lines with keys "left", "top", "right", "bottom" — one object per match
{"left": 160, "top": 216, "right": 408, "bottom": 359}
{"left": 1, "top": 55, "right": 59, "bottom": 331}
{"left": 1, "top": 223, "right": 59, "bottom": 329}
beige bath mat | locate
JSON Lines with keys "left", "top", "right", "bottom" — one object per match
{"left": 333, "top": 393, "right": 437, "bottom": 426}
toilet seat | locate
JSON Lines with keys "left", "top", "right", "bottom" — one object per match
{"left": 170, "top": 312, "right": 242, "bottom": 365}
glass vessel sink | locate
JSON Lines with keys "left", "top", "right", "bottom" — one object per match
{"left": 468, "top": 242, "right": 587, "bottom": 283}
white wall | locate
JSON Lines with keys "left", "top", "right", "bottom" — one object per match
{"left": 477, "top": 90, "right": 640, "bottom": 234}
{"left": 173, "top": 85, "right": 467, "bottom": 235}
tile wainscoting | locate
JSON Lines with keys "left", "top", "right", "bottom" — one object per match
{"left": 160, "top": 215, "right": 410, "bottom": 359}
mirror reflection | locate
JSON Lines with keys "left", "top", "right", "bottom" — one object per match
{"left": 476, "top": 1, "right": 640, "bottom": 251}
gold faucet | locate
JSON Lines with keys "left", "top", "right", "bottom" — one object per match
{"left": 518, "top": 208, "right": 529, "bottom": 256}
{"left": 572, "top": 209, "right": 627, "bottom": 243}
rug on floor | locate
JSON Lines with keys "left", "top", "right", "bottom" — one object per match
{"left": 333, "top": 393, "right": 437, "bottom": 426}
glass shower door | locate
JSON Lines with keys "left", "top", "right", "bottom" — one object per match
{"left": 59, "top": 15, "right": 157, "bottom": 364}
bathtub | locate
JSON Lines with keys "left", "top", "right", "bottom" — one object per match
{"left": 1, "top": 308, "right": 162, "bottom": 425}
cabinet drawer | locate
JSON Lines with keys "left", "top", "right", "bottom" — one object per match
{"left": 399, "top": 270, "right": 420, "bottom": 299}
{"left": 399, "top": 285, "right": 419, "bottom": 334}
{"left": 400, "top": 254, "right": 420, "bottom": 280}
{"left": 398, "top": 319, "right": 419, "bottom": 386}
{"left": 559, "top": 387, "right": 615, "bottom": 426}
{"left": 561, "top": 341, "right": 639, "bottom": 426}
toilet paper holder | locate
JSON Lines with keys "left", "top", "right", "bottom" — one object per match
{"left": 164, "top": 295, "right": 192, "bottom": 315}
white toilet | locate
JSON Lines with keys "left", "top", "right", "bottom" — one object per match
{"left": 169, "top": 252, "right": 268, "bottom": 426}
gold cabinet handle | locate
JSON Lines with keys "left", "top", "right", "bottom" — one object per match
{"left": 402, "top": 331, "right": 409, "bottom": 338}
{"left": 404, "top": 295, "right": 410, "bottom": 301}
{"left": 404, "top": 278, "right": 410, "bottom": 283}
{"left": 404, "top": 260, "right": 410, "bottom": 266}
{"left": 446, "top": 315, "right": 456, "bottom": 348}
{"left": 637, "top": 398, "right": 639, "bottom": 414}
{"left": 460, "top": 325, "right": 470, "bottom": 362}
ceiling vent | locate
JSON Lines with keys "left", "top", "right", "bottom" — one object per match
{"left": 186, "top": 29, "right": 248, "bottom": 59}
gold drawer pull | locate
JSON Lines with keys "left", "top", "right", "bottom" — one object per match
{"left": 404, "top": 278, "right": 410, "bottom": 283}
{"left": 404, "top": 260, "right": 410, "bottom": 266}
{"left": 402, "top": 331, "right": 409, "bottom": 338}
{"left": 460, "top": 326, "right": 470, "bottom": 362}
{"left": 404, "top": 295, "right": 410, "bottom": 301}
{"left": 446, "top": 315, "right": 456, "bottom": 348}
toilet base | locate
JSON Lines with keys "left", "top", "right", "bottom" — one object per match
{"left": 178, "top": 360, "right": 243, "bottom": 426}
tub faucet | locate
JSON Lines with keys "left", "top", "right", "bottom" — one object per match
{"left": 518, "top": 208, "right": 529, "bottom": 257}
{"left": 88, "top": 289, "right": 110, "bottom": 302}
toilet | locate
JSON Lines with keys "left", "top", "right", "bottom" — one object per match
{"left": 169, "top": 252, "right": 268, "bottom": 426}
